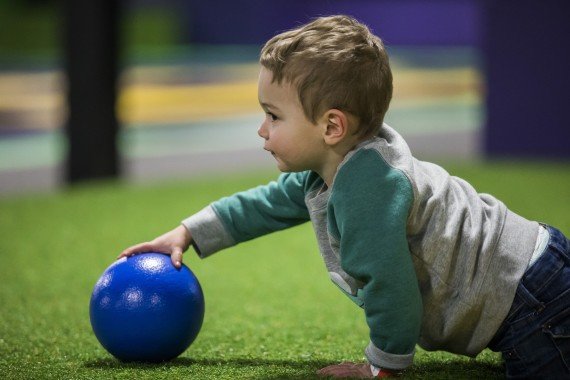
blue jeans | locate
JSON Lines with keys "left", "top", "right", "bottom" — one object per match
{"left": 488, "top": 225, "right": 570, "bottom": 379}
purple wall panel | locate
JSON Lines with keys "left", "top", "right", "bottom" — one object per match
{"left": 186, "top": 0, "right": 481, "bottom": 46}
{"left": 482, "top": 1, "right": 570, "bottom": 158}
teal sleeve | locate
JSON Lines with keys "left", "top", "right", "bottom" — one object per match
{"left": 329, "top": 149, "right": 422, "bottom": 356}
{"left": 212, "top": 171, "right": 312, "bottom": 243}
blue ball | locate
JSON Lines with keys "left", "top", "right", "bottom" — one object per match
{"left": 90, "top": 252, "right": 205, "bottom": 362}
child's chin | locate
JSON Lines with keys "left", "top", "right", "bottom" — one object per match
{"left": 275, "top": 162, "right": 292, "bottom": 172}
{"left": 274, "top": 158, "right": 300, "bottom": 173}
{"left": 276, "top": 165, "right": 301, "bottom": 174}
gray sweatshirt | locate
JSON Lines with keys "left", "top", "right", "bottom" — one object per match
{"left": 183, "top": 124, "right": 539, "bottom": 370}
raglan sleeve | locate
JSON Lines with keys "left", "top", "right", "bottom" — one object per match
{"left": 329, "top": 149, "right": 422, "bottom": 371}
{"left": 182, "top": 171, "right": 311, "bottom": 258}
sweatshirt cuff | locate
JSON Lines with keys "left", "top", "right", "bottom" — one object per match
{"left": 181, "top": 205, "right": 236, "bottom": 258}
{"left": 365, "top": 341, "right": 414, "bottom": 370}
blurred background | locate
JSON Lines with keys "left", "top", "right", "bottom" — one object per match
{"left": 0, "top": 0, "right": 568, "bottom": 195}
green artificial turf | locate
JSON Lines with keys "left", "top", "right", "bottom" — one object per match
{"left": 1, "top": 161, "right": 569, "bottom": 379}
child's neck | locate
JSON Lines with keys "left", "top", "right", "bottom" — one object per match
{"left": 319, "top": 136, "right": 367, "bottom": 187}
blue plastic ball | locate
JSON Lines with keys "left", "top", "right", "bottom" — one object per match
{"left": 89, "top": 252, "right": 205, "bottom": 362}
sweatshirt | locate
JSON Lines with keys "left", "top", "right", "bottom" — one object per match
{"left": 183, "top": 124, "right": 539, "bottom": 370}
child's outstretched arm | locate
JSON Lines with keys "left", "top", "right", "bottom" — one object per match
{"left": 117, "top": 225, "right": 192, "bottom": 268}
{"left": 118, "top": 171, "right": 313, "bottom": 267}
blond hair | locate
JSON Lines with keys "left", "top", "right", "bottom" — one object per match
{"left": 260, "top": 15, "right": 393, "bottom": 136}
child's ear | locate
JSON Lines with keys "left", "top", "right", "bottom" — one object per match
{"left": 322, "top": 109, "right": 349, "bottom": 146}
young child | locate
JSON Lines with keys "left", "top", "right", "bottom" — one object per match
{"left": 119, "top": 15, "right": 570, "bottom": 379}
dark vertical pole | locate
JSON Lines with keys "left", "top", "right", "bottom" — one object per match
{"left": 64, "top": 0, "right": 121, "bottom": 182}
{"left": 483, "top": 0, "right": 570, "bottom": 158}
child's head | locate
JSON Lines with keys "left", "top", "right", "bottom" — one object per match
{"left": 260, "top": 15, "right": 393, "bottom": 137}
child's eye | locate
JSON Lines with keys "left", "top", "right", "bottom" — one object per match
{"left": 267, "top": 112, "right": 278, "bottom": 122}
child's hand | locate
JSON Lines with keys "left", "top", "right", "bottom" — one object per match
{"left": 317, "top": 362, "right": 398, "bottom": 378}
{"left": 117, "top": 225, "right": 192, "bottom": 268}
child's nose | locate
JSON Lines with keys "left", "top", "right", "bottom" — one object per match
{"left": 258, "top": 122, "right": 269, "bottom": 140}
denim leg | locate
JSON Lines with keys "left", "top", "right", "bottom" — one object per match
{"left": 488, "top": 226, "right": 570, "bottom": 379}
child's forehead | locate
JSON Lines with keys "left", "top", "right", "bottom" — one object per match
{"left": 259, "top": 68, "right": 298, "bottom": 98}
{"left": 259, "top": 67, "right": 294, "bottom": 87}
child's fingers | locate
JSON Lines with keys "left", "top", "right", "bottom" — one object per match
{"left": 171, "top": 247, "right": 184, "bottom": 268}
{"left": 317, "top": 362, "right": 374, "bottom": 378}
{"left": 117, "top": 242, "right": 155, "bottom": 259}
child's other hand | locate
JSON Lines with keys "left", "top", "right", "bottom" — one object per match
{"left": 117, "top": 225, "right": 192, "bottom": 268}
{"left": 317, "top": 362, "right": 398, "bottom": 378}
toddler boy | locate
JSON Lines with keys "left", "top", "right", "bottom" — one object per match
{"left": 120, "top": 15, "right": 570, "bottom": 378}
